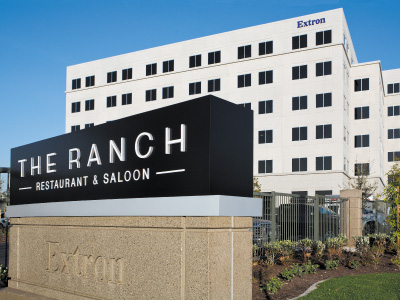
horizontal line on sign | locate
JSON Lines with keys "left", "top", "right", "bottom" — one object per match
{"left": 19, "top": 187, "right": 32, "bottom": 190}
{"left": 156, "top": 169, "right": 185, "bottom": 175}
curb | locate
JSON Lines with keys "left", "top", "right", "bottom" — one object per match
{"left": 290, "top": 279, "right": 327, "bottom": 300}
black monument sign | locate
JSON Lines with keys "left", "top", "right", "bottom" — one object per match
{"left": 11, "top": 95, "right": 253, "bottom": 205}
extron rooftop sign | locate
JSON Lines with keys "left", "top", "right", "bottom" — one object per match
{"left": 10, "top": 95, "right": 253, "bottom": 205}
{"left": 297, "top": 18, "right": 326, "bottom": 28}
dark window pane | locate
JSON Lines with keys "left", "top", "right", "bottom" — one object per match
{"left": 388, "top": 84, "right": 394, "bottom": 94}
{"left": 355, "top": 107, "right": 361, "bottom": 119}
{"left": 292, "top": 128, "right": 299, "bottom": 141}
{"left": 324, "top": 30, "right": 332, "bottom": 44}
{"left": 292, "top": 36, "right": 299, "bottom": 50}
{"left": 238, "top": 47, "right": 244, "bottom": 59}
{"left": 362, "top": 107, "right": 369, "bottom": 119}
{"left": 395, "top": 106, "right": 400, "bottom": 115}
{"left": 245, "top": 74, "right": 251, "bottom": 86}
{"left": 259, "top": 71, "right": 265, "bottom": 85}
{"left": 300, "top": 127, "right": 307, "bottom": 140}
{"left": 325, "top": 125, "right": 332, "bottom": 138}
{"left": 245, "top": 45, "right": 251, "bottom": 58}
{"left": 362, "top": 78, "right": 369, "bottom": 90}
{"left": 395, "top": 129, "right": 400, "bottom": 138}
{"left": 300, "top": 65, "right": 307, "bottom": 78}
{"left": 258, "top": 161, "right": 265, "bottom": 173}
{"left": 266, "top": 71, "right": 273, "bottom": 83}
{"left": 259, "top": 42, "right": 265, "bottom": 55}
{"left": 266, "top": 160, "right": 272, "bottom": 173}
{"left": 388, "top": 129, "right": 394, "bottom": 139}
{"left": 355, "top": 136, "right": 361, "bottom": 147}
{"left": 189, "top": 56, "right": 195, "bottom": 68}
{"left": 394, "top": 83, "right": 400, "bottom": 93}
{"left": 316, "top": 125, "right": 323, "bottom": 139}
{"left": 215, "top": 79, "right": 220, "bottom": 91}
{"left": 266, "top": 130, "right": 272, "bottom": 143}
{"left": 316, "top": 94, "right": 323, "bottom": 107}
{"left": 292, "top": 97, "right": 299, "bottom": 110}
{"left": 292, "top": 67, "right": 299, "bottom": 80}
{"left": 325, "top": 93, "right": 332, "bottom": 106}
{"left": 146, "top": 65, "right": 151, "bottom": 76}
{"left": 259, "top": 101, "right": 265, "bottom": 114}
{"left": 388, "top": 106, "right": 394, "bottom": 116}
{"left": 163, "top": 61, "right": 168, "bottom": 72}
{"left": 316, "top": 63, "right": 323, "bottom": 76}
{"left": 316, "top": 157, "right": 323, "bottom": 171}
{"left": 324, "top": 156, "right": 332, "bottom": 170}
{"left": 324, "top": 61, "right": 332, "bottom": 75}
{"left": 389, "top": 152, "right": 394, "bottom": 162}
{"left": 355, "top": 79, "right": 361, "bottom": 91}
{"left": 292, "top": 159, "right": 299, "bottom": 172}
{"left": 238, "top": 75, "right": 244, "bottom": 88}
{"left": 300, "top": 96, "right": 307, "bottom": 109}
{"left": 300, "top": 35, "right": 307, "bottom": 48}
{"left": 364, "top": 135, "right": 369, "bottom": 147}
{"left": 266, "top": 100, "right": 273, "bottom": 113}
{"left": 316, "top": 31, "right": 323, "bottom": 45}
{"left": 258, "top": 131, "right": 265, "bottom": 144}
{"left": 215, "top": 51, "right": 221, "bottom": 63}
{"left": 300, "top": 158, "right": 307, "bottom": 171}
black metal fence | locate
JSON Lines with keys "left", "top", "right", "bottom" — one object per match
{"left": 252, "top": 192, "right": 348, "bottom": 248}
{"left": 362, "top": 199, "right": 391, "bottom": 235}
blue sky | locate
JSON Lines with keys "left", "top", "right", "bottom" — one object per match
{"left": 0, "top": 0, "right": 399, "bottom": 170}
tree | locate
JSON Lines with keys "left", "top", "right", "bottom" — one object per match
{"left": 380, "top": 162, "right": 400, "bottom": 244}
{"left": 253, "top": 177, "right": 261, "bottom": 193}
{"left": 349, "top": 165, "right": 378, "bottom": 202}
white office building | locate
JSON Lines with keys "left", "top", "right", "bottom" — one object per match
{"left": 65, "top": 8, "right": 400, "bottom": 197}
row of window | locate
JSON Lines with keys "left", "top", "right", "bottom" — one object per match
{"left": 71, "top": 30, "right": 334, "bottom": 90}
{"left": 258, "top": 156, "right": 332, "bottom": 173}
{"left": 388, "top": 83, "right": 400, "bottom": 94}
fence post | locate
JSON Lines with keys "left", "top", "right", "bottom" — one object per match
{"left": 314, "top": 196, "right": 320, "bottom": 241}
{"left": 270, "top": 191, "right": 276, "bottom": 242}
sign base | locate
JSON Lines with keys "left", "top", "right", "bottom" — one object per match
{"left": 7, "top": 215, "right": 253, "bottom": 300}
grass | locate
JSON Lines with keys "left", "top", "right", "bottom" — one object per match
{"left": 300, "top": 273, "right": 400, "bottom": 300}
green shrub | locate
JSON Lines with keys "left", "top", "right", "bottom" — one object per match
{"left": 349, "top": 260, "right": 360, "bottom": 269}
{"left": 303, "top": 261, "right": 318, "bottom": 274}
{"left": 354, "top": 236, "right": 371, "bottom": 265}
{"left": 280, "top": 267, "right": 296, "bottom": 281}
{"left": 298, "top": 238, "right": 313, "bottom": 262}
{"left": 262, "top": 277, "right": 284, "bottom": 294}
{"left": 0, "top": 264, "right": 8, "bottom": 287}
{"left": 312, "top": 240, "right": 325, "bottom": 260}
{"left": 263, "top": 242, "right": 281, "bottom": 266}
{"left": 325, "top": 259, "right": 339, "bottom": 270}
{"left": 277, "top": 240, "right": 295, "bottom": 265}
{"left": 291, "top": 263, "right": 304, "bottom": 278}
{"left": 325, "top": 235, "right": 348, "bottom": 261}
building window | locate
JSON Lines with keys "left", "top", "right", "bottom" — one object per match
{"left": 316, "top": 61, "right": 332, "bottom": 76}
{"left": 208, "top": 79, "right": 221, "bottom": 92}
{"left": 145, "top": 89, "right": 157, "bottom": 102}
{"left": 292, "top": 34, "right": 307, "bottom": 50}
{"left": 388, "top": 128, "right": 400, "bottom": 139}
{"left": 107, "top": 96, "right": 117, "bottom": 107}
{"left": 259, "top": 70, "right": 273, "bottom": 85}
{"left": 122, "top": 93, "right": 132, "bottom": 105}
{"left": 354, "top": 78, "right": 369, "bottom": 91}
{"left": 388, "top": 105, "right": 400, "bottom": 116}
{"left": 292, "top": 65, "right": 307, "bottom": 80}
{"left": 316, "top": 124, "right": 332, "bottom": 139}
{"left": 355, "top": 135, "right": 369, "bottom": 148}
{"left": 316, "top": 190, "right": 333, "bottom": 196}
{"left": 189, "top": 54, "right": 201, "bottom": 68}
{"left": 122, "top": 68, "right": 132, "bottom": 80}
{"left": 316, "top": 30, "right": 332, "bottom": 45}
{"left": 388, "top": 151, "right": 400, "bottom": 162}
{"left": 71, "top": 102, "right": 80, "bottom": 113}
{"left": 163, "top": 60, "right": 174, "bottom": 73}
{"left": 238, "top": 45, "right": 251, "bottom": 59}
{"left": 239, "top": 103, "right": 251, "bottom": 110}
{"left": 292, "top": 96, "right": 307, "bottom": 110}
{"left": 258, "top": 160, "right": 273, "bottom": 174}
{"left": 238, "top": 74, "right": 251, "bottom": 88}
{"left": 189, "top": 82, "right": 201, "bottom": 95}
{"left": 71, "top": 125, "right": 80, "bottom": 132}
{"left": 316, "top": 93, "right": 332, "bottom": 108}
{"left": 292, "top": 127, "right": 307, "bottom": 141}
{"left": 292, "top": 158, "right": 307, "bottom": 172}
{"left": 388, "top": 83, "right": 400, "bottom": 94}
{"left": 72, "top": 78, "right": 81, "bottom": 90}
{"left": 316, "top": 156, "right": 332, "bottom": 171}
{"left": 355, "top": 163, "right": 370, "bottom": 176}
{"left": 146, "top": 63, "right": 157, "bottom": 76}
{"left": 85, "top": 123, "right": 94, "bottom": 129}
{"left": 355, "top": 106, "right": 369, "bottom": 119}
{"left": 259, "top": 100, "right": 273, "bottom": 114}
{"left": 162, "top": 86, "right": 174, "bottom": 99}
{"left": 259, "top": 41, "right": 273, "bottom": 55}
{"left": 107, "top": 71, "right": 117, "bottom": 83}
{"left": 208, "top": 51, "right": 221, "bottom": 65}
{"left": 85, "top": 99, "right": 94, "bottom": 111}
{"left": 85, "top": 76, "right": 95, "bottom": 87}
{"left": 258, "top": 130, "right": 273, "bottom": 144}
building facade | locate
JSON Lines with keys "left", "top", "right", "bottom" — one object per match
{"left": 65, "top": 8, "right": 400, "bottom": 197}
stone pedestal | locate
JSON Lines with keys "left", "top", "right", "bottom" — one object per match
{"left": 3, "top": 216, "right": 252, "bottom": 300}
{"left": 340, "top": 189, "right": 362, "bottom": 246}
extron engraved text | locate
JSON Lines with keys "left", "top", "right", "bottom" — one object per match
{"left": 46, "top": 241, "right": 124, "bottom": 284}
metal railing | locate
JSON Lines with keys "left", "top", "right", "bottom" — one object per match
{"left": 252, "top": 192, "right": 348, "bottom": 248}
